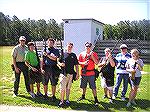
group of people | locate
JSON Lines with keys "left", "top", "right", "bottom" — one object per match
{"left": 11, "top": 36, "right": 144, "bottom": 108}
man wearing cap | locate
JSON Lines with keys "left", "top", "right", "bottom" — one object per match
{"left": 11, "top": 36, "right": 30, "bottom": 97}
{"left": 78, "top": 42, "right": 99, "bottom": 105}
{"left": 112, "top": 44, "right": 131, "bottom": 101}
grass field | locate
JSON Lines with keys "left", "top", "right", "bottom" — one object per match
{"left": 0, "top": 46, "right": 150, "bottom": 111}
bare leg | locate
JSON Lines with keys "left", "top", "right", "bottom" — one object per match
{"left": 36, "top": 83, "right": 40, "bottom": 93}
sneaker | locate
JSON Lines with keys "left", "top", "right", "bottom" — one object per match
{"left": 66, "top": 100, "right": 70, "bottom": 106}
{"left": 51, "top": 96, "right": 56, "bottom": 102}
{"left": 126, "top": 102, "right": 131, "bottom": 107}
{"left": 58, "top": 101, "right": 64, "bottom": 108}
{"left": 103, "top": 95, "right": 108, "bottom": 99}
{"left": 43, "top": 94, "right": 49, "bottom": 99}
{"left": 37, "top": 92, "right": 43, "bottom": 97}
{"left": 112, "top": 95, "right": 116, "bottom": 100}
{"left": 94, "top": 100, "right": 99, "bottom": 106}
{"left": 121, "top": 97, "right": 126, "bottom": 101}
{"left": 13, "top": 93, "right": 18, "bottom": 97}
{"left": 131, "top": 100, "right": 137, "bottom": 105}
{"left": 109, "top": 99, "right": 113, "bottom": 104}
{"left": 77, "top": 96, "right": 85, "bottom": 101}
{"left": 29, "top": 92, "right": 35, "bottom": 98}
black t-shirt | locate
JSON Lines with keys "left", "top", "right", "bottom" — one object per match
{"left": 59, "top": 52, "right": 79, "bottom": 74}
{"left": 100, "top": 57, "right": 115, "bottom": 79}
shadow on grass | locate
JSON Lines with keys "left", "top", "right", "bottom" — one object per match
{"left": 18, "top": 95, "right": 150, "bottom": 111}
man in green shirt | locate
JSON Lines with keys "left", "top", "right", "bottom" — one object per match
{"left": 25, "top": 42, "right": 43, "bottom": 98}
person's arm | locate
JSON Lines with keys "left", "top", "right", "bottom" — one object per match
{"left": 75, "top": 64, "right": 79, "bottom": 80}
{"left": 25, "top": 61, "right": 38, "bottom": 72}
{"left": 109, "top": 53, "right": 115, "bottom": 67}
{"left": 91, "top": 52, "right": 99, "bottom": 65}
{"left": 43, "top": 52, "right": 57, "bottom": 61}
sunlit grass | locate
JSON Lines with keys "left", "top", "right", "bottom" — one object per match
{"left": 0, "top": 46, "right": 150, "bottom": 111}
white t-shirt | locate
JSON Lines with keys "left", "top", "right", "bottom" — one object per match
{"left": 126, "top": 58, "right": 144, "bottom": 77}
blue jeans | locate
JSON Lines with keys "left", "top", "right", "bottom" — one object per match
{"left": 113, "top": 73, "right": 129, "bottom": 97}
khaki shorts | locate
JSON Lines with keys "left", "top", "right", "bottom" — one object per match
{"left": 59, "top": 74, "right": 73, "bottom": 91}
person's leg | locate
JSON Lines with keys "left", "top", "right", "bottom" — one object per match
{"left": 121, "top": 74, "right": 129, "bottom": 100}
{"left": 30, "top": 84, "right": 34, "bottom": 93}
{"left": 78, "top": 75, "right": 87, "bottom": 101}
{"left": 101, "top": 77, "right": 108, "bottom": 98}
{"left": 22, "top": 68, "right": 30, "bottom": 93}
{"left": 36, "top": 83, "right": 40, "bottom": 93}
{"left": 66, "top": 74, "right": 73, "bottom": 101}
{"left": 89, "top": 76, "right": 99, "bottom": 104}
{"left": 14, "top": 71, "right": 21, "bottom": 95}
{"left": 113, "top": 74, "right": 123, "bottom": 98}
{"left": 59, "top": 74, "right": 67, "bottom": 107}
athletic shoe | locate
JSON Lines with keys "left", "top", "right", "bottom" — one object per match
{"left": 103, "top": 95, "right": 108, "bottom": 99}
{"left": 109, "top": 99, "right": 113, "bottom": 104}
{"left": 37, "top": 92, "right": 43, "bottom": 97}
{"left": 94, "top": 100, "right": 99, "bottom": 106}
{"left": 51, "top": 95, "right": 56, "bottom": 102}
{"left": 131, "top": 100, "right": 137, "bottom": 105}
{"left": 43, "top": 94, "right": 49, "bottom": 99}
{"left": 58, "top": 101, "right": 64, "bottom": 108}
{"left": 77, "top": 96, "right": 85, "bottom": 101}
{"left": 112, "top": 95, "right": 116, "bottom": 100}
{"left": 126, "top": 102, "right": 131, "bottom": 107}
{"left": 13, "top": 93, "right": 18, "bottom": 97}
{"left": 66, "top": 100, "right": 70, "bottom": 106}
{"left": 29, "top": 92, "right": 35, "bottom": 98}
{"left": 121, "top": 97, "right": 126, "bottom": 101}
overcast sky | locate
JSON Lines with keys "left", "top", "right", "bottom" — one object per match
{"left": 0, "top": 0, "right": 149, "bottom": 25}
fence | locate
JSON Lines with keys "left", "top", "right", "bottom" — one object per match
{"left": 93, "top": 39, "right": 150, "bottom": 63}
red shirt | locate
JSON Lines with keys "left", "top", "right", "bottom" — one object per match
{"left": 78, "top": 51, "right": 98, "bottom": 76}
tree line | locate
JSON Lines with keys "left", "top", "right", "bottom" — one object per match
{"left": 0, "top": 12, "right": 150, "bottom": 46}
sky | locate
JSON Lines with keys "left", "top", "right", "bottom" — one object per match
{"left": 0, "top": 0, "right": 149, "bottom": 25}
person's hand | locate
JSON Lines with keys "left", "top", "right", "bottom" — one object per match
{"left": 32, "top": 67, "right": 38, "bottom": 72}
{"left": 108, "top": 52, "right": 112, "bottom": 59}
{"left": 84, "top": 60, "right": 89, "bottom": 65}
{"left": 43, "top": 52, "right": 48, "bottom": 56}
{"left": 15, "top": 67, "right": 20, "bottom": 74}
{"left": 76, "top": 73, "right": 79, "bottom": 80}
{"left": 41, "top": 69, "right": 45, "bottom": 74}
{"left": 60, "top": 63, "right": 65, "bottom": 67}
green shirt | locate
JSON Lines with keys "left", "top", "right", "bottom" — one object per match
{"left": 25, "top": 50, "right": 39, "bottom": 67}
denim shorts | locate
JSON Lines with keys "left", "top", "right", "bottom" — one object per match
{"left": 130, "top": 77, "right": 141, "bottom": 87}
{"left": 80, "top": 75, "right": 96, "bottom": 89}
{"left": 42, "top": 66, "right": 58, "bottom": 86}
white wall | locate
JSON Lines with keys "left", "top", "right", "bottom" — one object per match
{"left": 64, "top": 21, "right": 91, "bottom": 55}
{"left": 63, "top": 19, "right": 103, "bottom": 55}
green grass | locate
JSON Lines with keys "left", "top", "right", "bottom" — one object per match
{"left": 0, "top": 46, "right": 150, "bottom": 111}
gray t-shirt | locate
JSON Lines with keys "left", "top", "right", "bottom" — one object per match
{"left": 126, "top": 58, "right": 144, "bottom": 77}
{"left": 11, "top": 44, "right": 28, "bottom": 62}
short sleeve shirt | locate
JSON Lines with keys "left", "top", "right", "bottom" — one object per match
{"left": 64, "top": 52, "right": 79, "bottom": 74}
{"left": 78, "top": 51, "right": 98, "bottom": 76}
{"left": 11, "top": 45, "right": 28, "bottom": 62}
{"left": 126, "top": 58, "right": 144, "bottom": 77}
{"left": 42, "top": 47, "right": 60, "bottom": 66}
{"left": 115, "top": 52, "right": 131, "bottom": 74}
{"left": 25, "top": 50, "right": 39, "bottom": 67}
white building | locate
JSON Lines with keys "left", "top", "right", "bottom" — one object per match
{"left": 63, "top": 18, "right": 104, "bottom": 55}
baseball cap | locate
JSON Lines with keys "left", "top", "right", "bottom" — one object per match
{"left": 85, "top": 42, "right": 92, "bottom": 47}
{"left": 19, "top": 36, "right": 26, "bottom": 41}
{"left": 120, "top": 44, "right": 128, "bottom": 49}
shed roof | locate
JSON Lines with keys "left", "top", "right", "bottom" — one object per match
{"left": 62, "top": 18, "right": 105, "bottom": 25}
